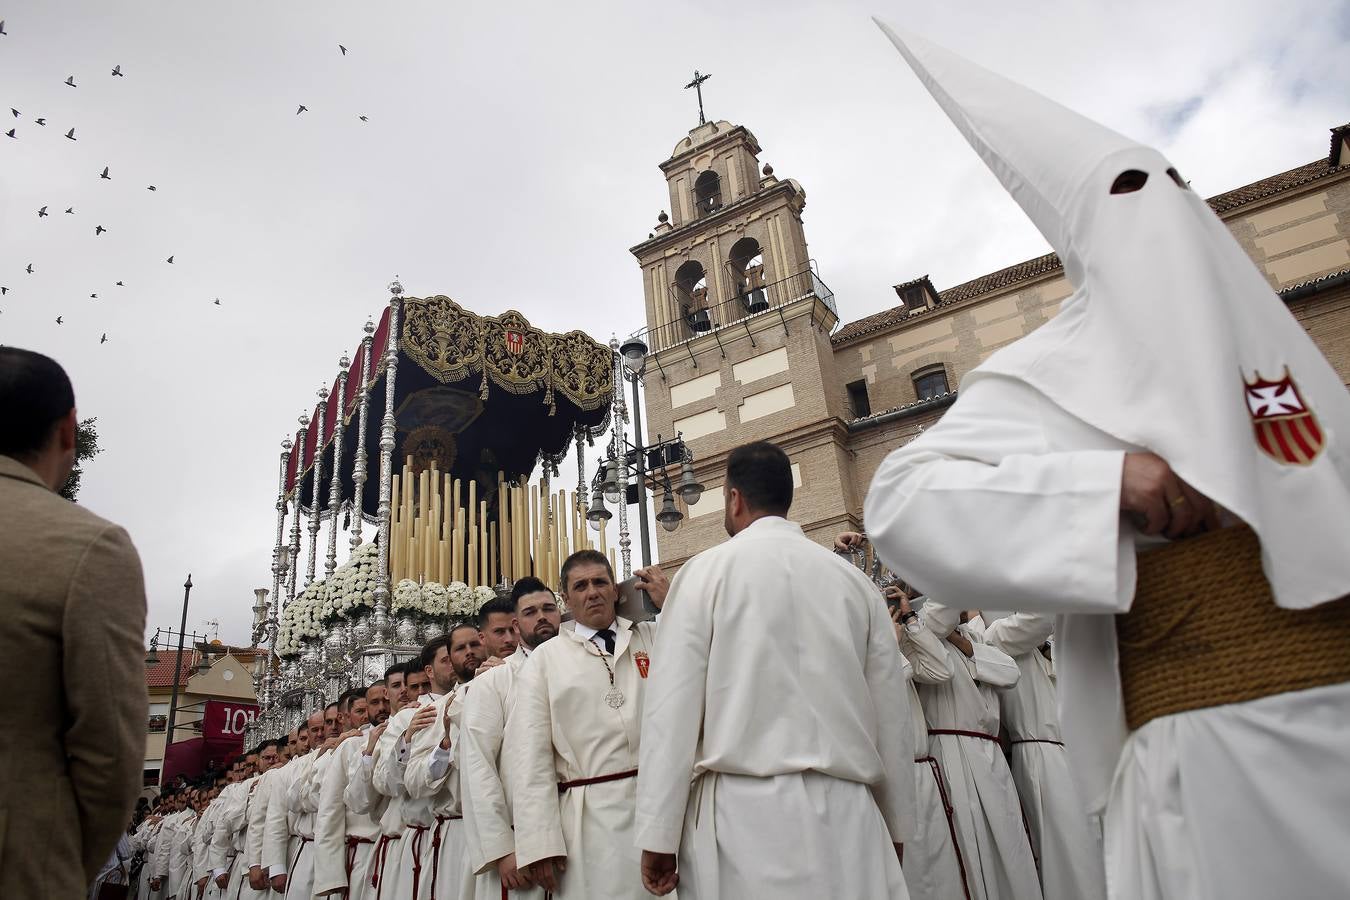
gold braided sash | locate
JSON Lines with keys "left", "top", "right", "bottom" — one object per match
{"left": 1117, "top": 524, "right": 1350, "bottom": 731}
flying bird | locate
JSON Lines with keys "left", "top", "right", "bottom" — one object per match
{"left": 64, "top": 75, "right": 76, "bottom": 87}
{"left": 111, "top": 65, "right": 123, "bottom": 77}
{"left": 339, "top": 44, "right": 347, "bottom": 55}
{"left": 65, "top": 127, "right": 75, "bottom": 140}
{"left": 100, "top": 333, "right": 108, "bottom": 344}
{"left": 296, "top": 105, "right": 308, "bottom": 115}
{"left": 0, "top": 20, "right": 7, "bottom": 35}
{"left": 9, "top": 108, "right": 17, "bottom": 118}
{"left": 65, "top": 207, "right": 74, "bottom": 214}
{"left": 166, "top": 255, "right": 174, "bottom": 264}
{"left": 34, "top": 118, "right": 45, "bottom": 126}
{"left": 147, "top": 185, "right": 157, "bottom": 191}
{"left": 0, "top": 287, "right": 7, "bottom": 295}
{"left": 5, "top": 129, "right": 14, "bottom": 139}
{"left": 26, "top": 264, "right": 33, "bottom": 274}
{"left": 56, "top": 316, "right": 63, "bottom": 325}
{"left": 115, "top": 280, "right": 124, "bottom": 286}
{"left": 214, "top": 297, "right": 222, "bottom": 306}
{"left": 90, "top": 293, "right": 97, "bottom": 299}
{"left": 359, "top": 115, "right": 368, "bottom": 122}
{"left": 38, "top": 206, "right": 47, "bottom": 217}
{"left": 100, "top": 166, "right": 110, "bottom": 179}
{"left": 95, "top": 225, "right": 106, "bottom": 235}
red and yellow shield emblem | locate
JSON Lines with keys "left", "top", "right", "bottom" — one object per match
{"left": 634, "top": 651, "right": 650, "bottom": 679}
{"left": 505, "top": 330, "right": 525, "bottom": 355}
{"left": 1244, "top": 368, "right": 1323, "bottom": 465}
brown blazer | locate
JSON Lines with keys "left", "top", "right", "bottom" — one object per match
{"left": 0, "top": 455, "right": 147, "bottom": 899}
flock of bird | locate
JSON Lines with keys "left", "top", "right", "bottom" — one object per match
{"left": 3, "top": 21, "right": 363, "bottom": 344}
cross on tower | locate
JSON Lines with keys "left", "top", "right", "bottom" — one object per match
{"left": 684, "top": 70, "right": 712, "bottom": 126}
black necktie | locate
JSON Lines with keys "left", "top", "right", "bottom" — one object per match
{"left": 595, "top": 628, "right": 616, "bottom": 655}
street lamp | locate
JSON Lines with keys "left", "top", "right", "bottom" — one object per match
{"left": 619, "top": 337, "right": 649, "bottom": 378}
{"left": 656, "top": 481, "right": 683, "bottom": 532}
{"left": 587, "top": 481, "right": 612, "bottom": 531}
{"left": 677, "top": 456, "right": 704, "bottom": 505}
{"left": 600, "top": 458, "right": 622, "bottom": 505}
{"left": 145, "top": 634, "right": 160, "bottom": 667}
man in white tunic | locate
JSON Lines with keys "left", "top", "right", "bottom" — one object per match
{"left": 635, "top": 441, "right": 914, "bottom": 900}
{"left": 264, "top": 710, "right": 325, "bottom": 898}
{"left": 888, "top": 584, "right": 971, "bottom": 900}
{"left": 460, "top": 579, "right": 562, "bottom": 900}
{"left": 978, "top": 612, "right": 1105, "bottom": 900}
{"left": 504, "top": 549, "right": 664, "bottom": 899}
{"left": 313, "top": 688, "right": 377, "bottom": 898}
{"left": 404, "top": 624, "right": 486, "bottom": 900}
{"left": 345, "top": 680, "right": 402, "bottom": 900}
{"left": 867, "top": 22, "right": 1350, "bottom": 900}
{"left": 914, "top": 602, "right": 1039, "bottom": 900}
{"left": 211, "top": 744, "right": 274, "bottom": 900}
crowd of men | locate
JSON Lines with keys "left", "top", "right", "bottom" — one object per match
{"left": 111, "top": 451, "right": 1103, "bottom": 900}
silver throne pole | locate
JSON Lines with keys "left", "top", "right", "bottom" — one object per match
{"left": 307, "top": 386, "right": 329, "bottom": 586}
{"left": 372, "top": 280, "right": 403, "bottom": 646}
{"left": 350, "top": 320, "right": 376, "bottom": 552}
{"left": 326, "top": 356, "right": 349, "bottom": 578}
{"left": 288, "top": 415, "right": 308, "bottom": 603}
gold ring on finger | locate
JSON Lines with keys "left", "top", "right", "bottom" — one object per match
{"left": 1170, "top": 495, "right": 1186, "bottom": 508}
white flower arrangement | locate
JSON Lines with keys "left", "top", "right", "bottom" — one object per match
{"left": 327, "top": 542, "right": 379, "bottom": 617}
{"left": 446, "top": 581, "right": 476, "bottom": 620}
{"left": 392, "top": 578, "right": 423, "bottom": 614}
{"left": 421, "top": 581, "right": 448, "bottom": 617}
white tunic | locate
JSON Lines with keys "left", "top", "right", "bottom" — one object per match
{"left": 635, "top": 516, "right": 913, "bottom": 900}
{"left": 461, "top": 650, "right": 545, "bottom": 900}
{"left": 314, "top": 731, "right": 381, "bottom": 899}
{"left": 405, "top": 687, "right": 473, "bottom": 900}
{"left": 898, "top": 614, "right": 970, "bottom": 900}
{"left": 980, "top": 613, "right": 1105, "bottom": 900}
{"left": 866, "top": 376, "right": 1350, "bottom": 898}
{"left": 372, "top": 698, "right": 441, "bottom": 900}
{"left": 916, "top": 604, "right": 1041, "bottom": 900}
{"left": 504, "top": 616, "right": 658, "bottom": 900}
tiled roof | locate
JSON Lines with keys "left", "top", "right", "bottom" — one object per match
{"left": 145, "top": 653, "right": 197, "bottom": 688}
{"left": 834, "top": 155, "right": 1346, "bottom": 346}
{"left": 1205, "top": 159, "right": 1339, "bottom": 213}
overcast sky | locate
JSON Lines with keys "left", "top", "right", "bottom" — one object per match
{"left": 3, "top": 0, "right": 1346, "bottom": 647}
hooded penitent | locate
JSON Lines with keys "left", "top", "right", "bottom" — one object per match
{"left": 875, "top": 20, "right": 1350, "bottom": 609}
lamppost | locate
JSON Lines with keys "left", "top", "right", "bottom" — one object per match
{"left": 588, "top": 336, "right": 704, "bottom": 568}
{"left": 144, "top": 574, "right": 204, "bottom": 785}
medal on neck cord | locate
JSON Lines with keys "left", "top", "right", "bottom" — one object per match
{"left": 584, "top": 638, "right": 626, "bottom": 708}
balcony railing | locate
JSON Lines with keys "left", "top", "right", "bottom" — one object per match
{"left": 642, "top": 264, "right": 837, "bottom": 354}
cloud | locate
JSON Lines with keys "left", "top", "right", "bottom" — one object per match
{"left": 1, "top": 0, "right": 1343, "bottom": 646}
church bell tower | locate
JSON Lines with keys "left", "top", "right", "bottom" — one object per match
{"left": 629, "top": 102, "right": 847, "bottom": 571}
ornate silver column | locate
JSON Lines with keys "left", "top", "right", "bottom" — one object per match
{"left": 609, "top": 337, "right": 632, "bottom": 578}
{"left": 287, "top": 414, "right": 308, "bottom": 603}
{"left": 372, "top": 280, "right": 403, "bottom": 646}
{"left": 272, "top": 439, "right": 291, "bottom": 614}
{"left": 575, "top": 426, "right": 588, "bottom": 524}
{"left": 350, "top": 320, "right": 376, "bottom": 553}
{"left": 326, "top": 356, "right": 349, "bottom": 578}
{"left": 307, "top": 387, "right": 329, "bottom": 586}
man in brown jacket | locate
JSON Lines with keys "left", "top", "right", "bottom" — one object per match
{"left": 0, "top": 347, "right": 148, "bottom": 898}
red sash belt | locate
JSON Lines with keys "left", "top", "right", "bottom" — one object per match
{"left": 916, "top": 757, "right": 972, "bottom": 900}
{"left": 408, "top": 824, "right": 431, "bottom": 900}
{"left": 929, "top": 729, "right": 1000, "bottom": 744}
{"left": 286, "top": 836, "right": 313, "bottom": 886}
{"left": 1010, "top": 737, "right": 1065, "bottom": 747}
{"left": 429, "top": 814, "right": 461, "bottom": 900}
{"left": 344, "top": 836, "right": 374, "bottom": 884}
{"left": 557, "top": 768, "right": 638, "bottom": 793}
{"left": 371, "top": 833, "right": 400, "bottom": 896}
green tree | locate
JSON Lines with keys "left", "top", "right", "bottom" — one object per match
{"left": 60, "top": 417, "right": 101, "bottom": 502}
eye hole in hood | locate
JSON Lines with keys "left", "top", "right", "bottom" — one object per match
{"left": 1110, "top": 169, "right": 1149, "bottom": 194}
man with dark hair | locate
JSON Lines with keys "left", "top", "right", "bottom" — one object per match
{"left": 406, "top": 623, "right": 485, "bottom": 900}
{"left": 314, "top": 685, "right": 381, "bottom": 899}
{"left": 636, "top": 440, "right": 916, "bottom": 899}
{"left": 477, "top": 595, "right": 521, "bottom": 666}
{"left": 384, "top": 662, "right": 410, "bottom": 712}
{"left": 0, "top": 347, "right": 147, "bottom": 899}
{"left": 505, "top": 550, "right": 666, "bottom": 898}
{"left": 405, "top": 660, "right": 431, "bottom": 699}
{"left": 459, "top": 575, "right": 562, "bottom": 899}
{"left": 323, "top": 702, "right": 341, "bottom": 739}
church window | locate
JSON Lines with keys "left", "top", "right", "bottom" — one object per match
{"left": 912, "top": 365, "right": 950, "bottom": 401}
{"left": 729, "top": 237, "right": 767, "bottom": 312}
{"left": 846, "top": 380, "right": 872, "bottom": 418}
{"left": 695, "top": 170, "right": 723, "bottom": 216}
{"left": 675, "top": 260, "right": 712, "bottom": 332}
